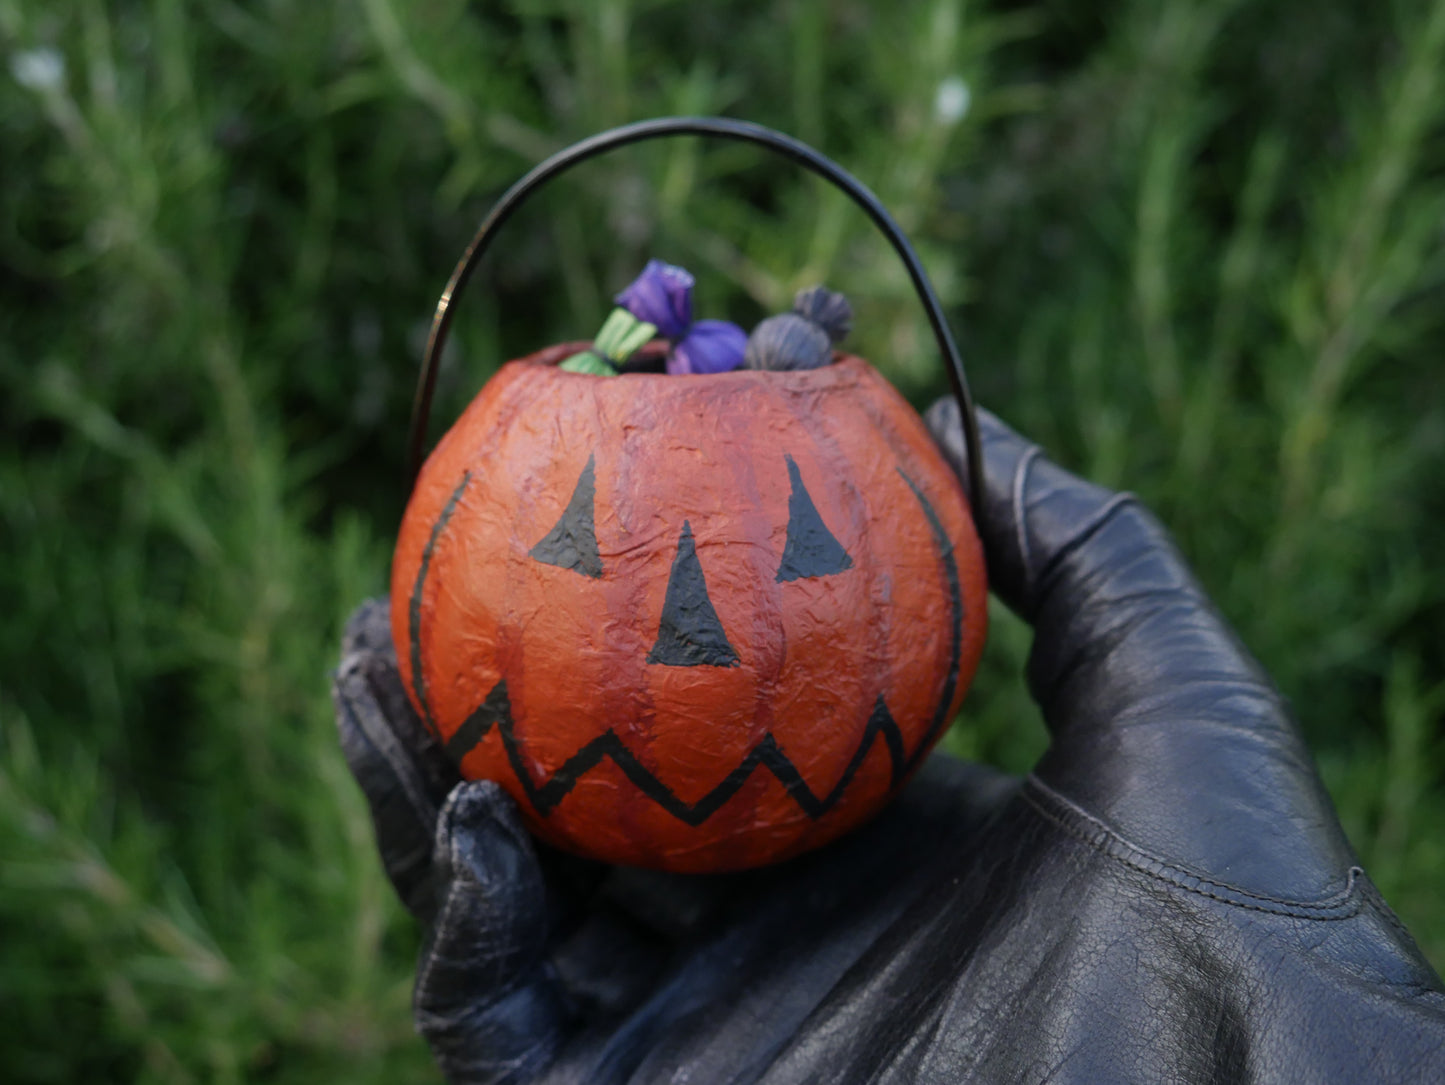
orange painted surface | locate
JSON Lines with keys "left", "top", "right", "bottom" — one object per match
{"left": 391, "top": 343, "right": 988, "bottom": 872}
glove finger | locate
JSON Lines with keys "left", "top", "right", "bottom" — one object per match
{"left": 415, "top": 780, "right": 568, "bottom": 1084}
{"left": 334, "top": 597, "right": 458, "bottom": 920}
{"left": 925, "top": 399, "right": 1356, "bottom": 902}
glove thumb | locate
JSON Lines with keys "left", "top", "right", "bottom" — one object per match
{"left": 414, "top": 780, "right": 567, "bottom": 1084}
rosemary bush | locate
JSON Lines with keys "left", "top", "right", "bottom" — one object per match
{"left": 2, "top": 0, "right": 1442, "bottom": 1079}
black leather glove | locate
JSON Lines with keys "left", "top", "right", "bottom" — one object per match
{"left": 333, "top": 404, "right": 1445, "bottom": 1084}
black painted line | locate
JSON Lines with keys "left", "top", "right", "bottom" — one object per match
{"left": 408, "top": 470, "right": 474, "bottom": 741}
{"left": 443, "top": 676, "right": 913, "bottom": 826}
{"left": 896, "top": 468, "right": 964, "bottom": 773}
{"left": 445, "top": 677, "right": 509, "bottom": 763}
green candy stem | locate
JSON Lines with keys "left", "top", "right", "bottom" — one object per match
{"left": 558, "top": 307, "right": 658, "bottom": 376}
{"left": 594, "top": 308, "right": 657, "bottom": 361}
{"left": 560, "top": 351, "right": 620, "bottom": 376}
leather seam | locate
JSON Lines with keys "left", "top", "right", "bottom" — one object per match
{"left": 1021, "top": 776, "right": 1365, "bottom": 919}
{"left": 1357, "top": 878, "right": 1418, "bottom": 944}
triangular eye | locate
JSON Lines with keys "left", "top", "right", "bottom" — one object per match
{"left": 777, "top": 455, "right": 854, "bottom": 582}
{"left": 648, "top": 522, "right": 740, "bottom": 667}
{"left": 530, "top": 455, "right": 602, "bottom": 578}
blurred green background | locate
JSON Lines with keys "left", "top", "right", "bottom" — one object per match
{"left": 2, "top": 0, "right": 1443, "bottom": 1080}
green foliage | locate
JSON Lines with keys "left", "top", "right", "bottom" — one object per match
{"left": 1, "top": 0, "right": 1441, "bottom": 1078}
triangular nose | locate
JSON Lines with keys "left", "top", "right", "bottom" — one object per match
{"left": 647, "top": 522, "right": 740, "bottom": 667}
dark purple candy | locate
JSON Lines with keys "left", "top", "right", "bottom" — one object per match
{"left": 744, "top": 285, "right": 853, "bottom": 371}
{"left": 744, "top": 314, "right": 832, "bottom": 371}
{"left": 793, "top": 286, "right": 853, "bottom": 345}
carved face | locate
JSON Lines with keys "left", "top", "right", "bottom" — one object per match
{"left": 391, "top": 344, "right": 988, "bottom": 872}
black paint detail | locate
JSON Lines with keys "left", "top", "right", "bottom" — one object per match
{"left": 646, "top": 522, "right": 740, "bottom": 667}
{"left": 435, "top": 466, "right": 966, "bottom": 828}
{"left": 408, "top": 470, "right": 474, "bottom": 741}
{"left": 777, "top": 455, "right": 854, "bottom": 582}
{"left": 443, "top": 681, "right": 912, "bottom": 825}
{"left": 529, "top": 454, "right": 602, "bottom": 578}
{"left": 872, "top": 694, "right": 909, "bottom": 791}
{"left": 445, "top": 679, "right": 511, "bottom": 763}
{"left": 897, "top": 468, "right": 964, "bottom": 773}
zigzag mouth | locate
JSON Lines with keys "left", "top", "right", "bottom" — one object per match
{"left": 410, "top": 468, "right": 963, "bottom": 826}
{"left": 444, "top": 682, "right": 908, "bottom": 826}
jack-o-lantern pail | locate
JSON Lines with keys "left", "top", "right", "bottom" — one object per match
{"left": 392, "top": 119, "right": 989, "bottom": 873}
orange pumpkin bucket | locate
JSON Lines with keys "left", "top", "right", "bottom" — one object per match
{"left": 393, "top": 118, "right": 989, "bottom": 872}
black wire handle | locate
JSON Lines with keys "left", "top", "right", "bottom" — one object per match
{"left": 407, "top": 116, "right": 986, "bottom": 533}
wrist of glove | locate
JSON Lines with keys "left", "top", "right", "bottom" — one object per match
{"left": 333, "top": 404, "right": 1445, "bottom": 1085}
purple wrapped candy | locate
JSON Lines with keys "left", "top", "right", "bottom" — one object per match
{"left": 616, "top": 259, "right": 694, "bottom": 340}
{"left": 670, "top": 320, "right": 749, "bottom": 375}
{"left": 616, "top": 260, "right": 746, "bottom": 375}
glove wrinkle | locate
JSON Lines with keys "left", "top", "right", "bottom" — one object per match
{"left": 545, "top": 908, "right": 665, "bottom": 1017}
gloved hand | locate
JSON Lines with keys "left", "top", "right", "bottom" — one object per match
{"left": 333, "top": 404, "right": 1445, "bottom": 1084}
